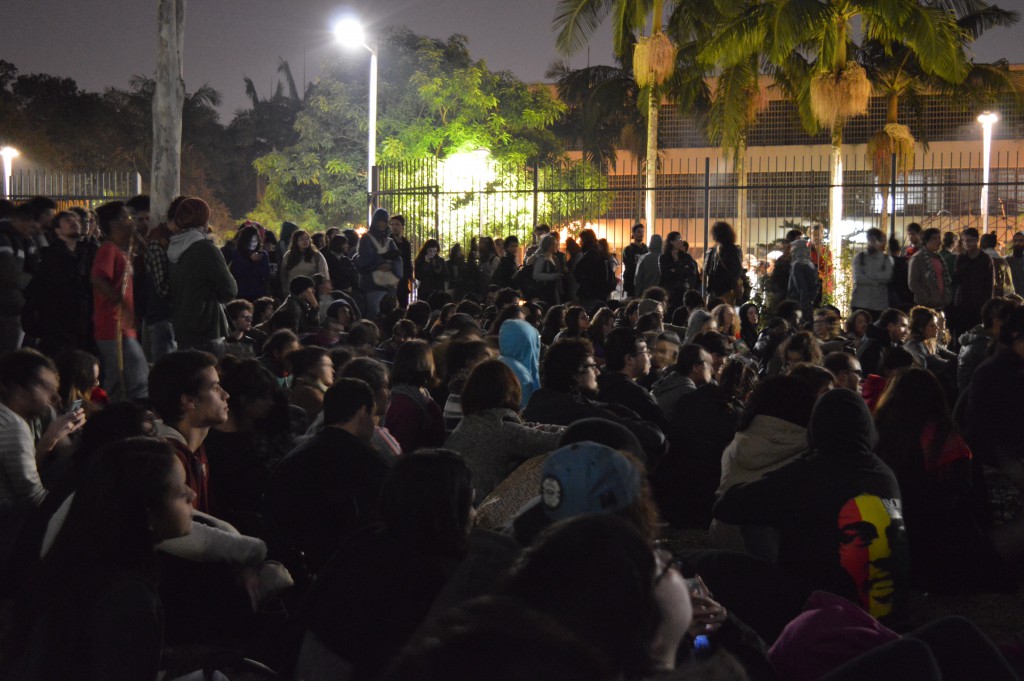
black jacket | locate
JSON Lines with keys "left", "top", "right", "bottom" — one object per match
{"left": 22, "top": 239, "right": 95, "bottom": 355}
{"left": 573, "top": 247, "right": 611, "bottom": 302}
{"left": 324, "top": 250, "right": 359, "bottom": 291}
{"left": 490, "top": 253, "right": 517, "bottom": 288}
{"left": 263, "top": 427, "right": 393, "bottom": 572}
{"left": 856, "top": 322, "right": 898, "bottom": 376}
{"left": 596, "top": 371, "right": 668, "bottom": 430}
{"left": 714, "top": 390, "right": 909, "bottom": 624}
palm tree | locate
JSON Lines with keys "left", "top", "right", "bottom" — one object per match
{"left": 554, "top": 0, "right": 677, "bottom": 233}
{"left": 863, "top": 0, "right": 1021, "bottom": 228}
{"left": 704, "top": 0, "right": 969, "bottom": 245}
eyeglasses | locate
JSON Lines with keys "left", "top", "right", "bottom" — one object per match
{"left": 577, "top": 362, "right": 599, "bottom": 372}
{"left": 236, "top": 314, "right": 253, "bottom": 321}
{"left": 632, "top": 348, "right": 651, "bottom": 356}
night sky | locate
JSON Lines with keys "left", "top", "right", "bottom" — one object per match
{"left": 2, "top": 0, "right": 1024, "bottom": 120}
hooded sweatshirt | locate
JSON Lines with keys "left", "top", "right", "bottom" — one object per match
{"left": 633, "top": 234, "right": 663, "bottom": 296}
{"left": 168, "top": 229, "right": 238, "bottom": 346}
{"left": 499, "top": 319, "right": 541, "bottom": 409}
{"left": 714, "top": 390, "right": 908, "bottom": 624}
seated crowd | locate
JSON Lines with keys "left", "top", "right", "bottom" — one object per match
{"left": 2, "top": 195, "right": 1024, "bottom": 680}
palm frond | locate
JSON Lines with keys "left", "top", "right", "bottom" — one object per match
{"left": 554, "top": 0, "right": 615, "bottom": 55}
{"left": 243, "top": 76, "right": 260, "bottom": 108}
{"left": 766, "top": 0, "right": 835, "bottom": 65}
{"left": 278, "top": 58, "right": 300, "bottom": 102}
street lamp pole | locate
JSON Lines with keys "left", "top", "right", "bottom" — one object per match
{"left": 334, "top": 18, "right": 378, "bottom": 226}
{"left": 978, "top": 111, "right": 998, "bottom": 234}
{"left": 0, "top": 146, "right": 19, "bottom": 200}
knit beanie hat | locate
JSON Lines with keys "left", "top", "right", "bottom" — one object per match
{"left": 173, "top": 197, "right": 211, "bottom": 230}
{"left": 290, "top": 275, "right": 315, "bottom": 296}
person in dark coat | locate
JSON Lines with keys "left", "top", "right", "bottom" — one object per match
{"left": 263, "top": 378, "right": 393, "bottom": 574}
{"left": 714, "top": 389, "right": 910, "bottom": 626}
{"left": 949, "top": 227, "right": 995, "bottom": 341}
{"left": 572, "top": 229, "right": 611, "bottom": 311}
{"left": 596, "top": 327, "right": 668, "bottom": 430}
{"left": 856, "top": 308, "right": 909, "bottom": 377}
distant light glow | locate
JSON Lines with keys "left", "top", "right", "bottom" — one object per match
{"left": 978, "top": 112, "right": 998, "bottom": 233}
{"left": 0, "top": 146, "right": 18, "bottom": 200}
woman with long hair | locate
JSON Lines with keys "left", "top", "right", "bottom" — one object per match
{"left": 446, "top": 243, "right": 468, "bottom": 300}
{"left": 659, "top": 232, "right": 699, "bottom": 307}
{"left": 586, "top": 307, "right": 616, "bottom": 365}
{"left": 904, "top": 305, "right": 956, "bottom": 371}
{"left": 874, "top": 368, "right": 1013, "bottom": 593}
{"left": 705, "top": 221, "right": 744, "bottom": 304}
{"left": 415, "top": 238, "right": 448, "bottom": 304}
{"left": 477, "top": 237, "right": 500, "bottom": 289}
{"left": 554, "top": 306, "right": 590, "bottom": 342}
{"left": 540, "top": 305, "right": 566, "bottom": 346}
{"left": 54, "top": 349, "right": 103, "bottom": 417}
{"left": 530, "top": 234, "right": 563, "bottom": 306}
{"left": 281, "top": 229, "right": 330, "bottom": 291}
{"left": 738, "top": 302, "right": 760, "bottom": 351}
{"left": 843, "top": 309, "right": 873, "bottom": 351}
{"left": 18, "top": 438, "right": 194, "bottom": 680}
{"left": 386, "top": 340, "right": 446, "bottom": 453}
{"left": 230, "top": 223, "right": 271, "bottom": 301}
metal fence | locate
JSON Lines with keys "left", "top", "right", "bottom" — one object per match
{"left": 6, "top": 170, "right": 142, "bottom": 208}
{"left": 376, "top": 151, "right": 1024, "bottom": 263}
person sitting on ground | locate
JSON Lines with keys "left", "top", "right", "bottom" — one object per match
{"left": 264, "top": 378, "right": 392, "bottom": 575}
{"left": 498, "top": 319, "right": 542, "bottom": 409}
{"left": 287, "top": 346, "right": 335, "bottom": 421}
{"left": 861, "top": 346, "right": 915, "bottom": 412}
{"left": 682, "top": 308, "right": 715, "bottom": 346}
{"left": 811, "top": 307, "right": 847, "bottom": 354}
{"left": 553, "top": 305, "right": 589, "bottom": 342}
{"left": 385, "top": 340, "right": 446, "bottom": 454}
{"left": 639, "top": 330, "right": 680, "bottom": 390}
{"left": 223, "top": 298, "right": 259, "bottom": 358}
{"left": 957, "top": 296, "right": 1014, "bottom": 392}
{"left": 768, "top": 330, "right": 823, "bottom": 378}
{"left": 857, "top": 308, "right": 910, "bottom": 377}
{"left": 714, "top": 389, "right": 909, "bottom": 625}
{"left": 275, "top": 275, "right": 320, "bottom": 335}
{"left": 841, "top": 309, "right": 873, "bottom": 352}
{"left": 652, "top": 343, "right": 713, "bottom": 419}
{"left": 822, "top": 351, "right": 864, "bottom": 394}
{"left": 292, "top": 451, "right": 476, "bottom": 681}
{"left": 874, "top": 367, "right": 1016, "bottom": 594}
{"left": 444, "top": 359, "right": 562, "bottom": 500}
{"left": 259, "top": 328, "right": 300, "bottom": 388}
{"left": 903, "top": 305, "right": 956, "bottom": 372}
{"left": 597, "top": 327, "right": 667, "bottom": 429}
{"left": 710, "top": 375, "right": 818, "bottom": 557}
{"left": 440, "top": 339, "right": 494, "bottom": 434}
{"left": 16, "top": 438, "right": 194, "bottom": 681}
{"left": 54, "top": 349, "right": 103, "bottom": 418}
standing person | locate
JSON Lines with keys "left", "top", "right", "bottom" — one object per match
{"left": 476, "top": 237, "right": 500, "bottom": 290}
{"left": 357, "top": 209, "right": 402, "bottom": 320}
{"left": 140, "top": 199, "right": 180, "bottom": 363}
{"left": 903, "top": 222, "right": 923, "bottom": 258}
{"left": 887, "top": 235, "right": 915, "bottom": 312}
{"left": 633, "top": 233, "right": 663, "bottom": 298}
{"left": 167, "top": 198, "right": 238, "bottom": 353}
{"left": 389, "top": 214, "right": 414, "bottom": 308}
{"left": 531, "top": 234, "right": 563, "bottom": 306}
{"left": 22, "top": 211, "right": 95, "bottom": 357}
{"left": 659, "top": 232, "right": 699, "bottom": 308}
{"left": 324, "top": 234, "right": 359, "bottom": 294}
{"left": 446, "top": 243, "right": 469, "bottom": 301}
{"left": 280, "top": 230, "right": 329, "bottom": 292}
{"left": 230, "top": 223, "right": 271, "bottom": 301}
{"left": 524, "top": 223, "right": 550, "bottom": 260}
{"left": 1008, "top": 231, "right": 1024, "bottom": 296}
{"left": 622, "top": 223, "right": 648, "bottom": 299}
{"left": 573, "top": 228, "right": 611, "bottom": 311}
{"left": 787, "top": 234, "right": 819, "bottom": 322}
{"left": 850, "top": 228, "right": 892, "bottom": 319}
{"left": 907, "top": 227, "right": 952, "bottom": 311}
{"left": 0, "top": 203, "right": 41, "bottom": 353}
{"left": 940, "top": 231, "right": 960, "bottom": 296}
{"left": 414, "top": 238, "right": 448, "bottom": 303}
{"left": 491, "top": 235, "right": 520, "bottom": 288}
{"left": 981, "top": 232, "right": 1014, "bottom": 297}
{"left": 949, "top": 228, "right": 994, "bottom": 341}
{"left": 90, "top": 202, "right": 148, "bottom": 401}
{"left": 705, "top": 221, "right": 744, "bottom": 304}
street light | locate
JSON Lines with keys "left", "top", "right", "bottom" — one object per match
{"left": 0, "top": 146, "right": 19, "bottom": 200}
{"left": 334, "top": 17, "right": 378, "bottom": 225}
{"left": 978, "top": 111, "right": 999, "bottom": 234}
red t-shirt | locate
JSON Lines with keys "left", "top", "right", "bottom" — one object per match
{"left": 91, "top": 242, "right": 136, "bottom": 340}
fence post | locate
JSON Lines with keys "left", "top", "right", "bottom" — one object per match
{"left": 889, "top": 153, "right": 898, "bottom": 237}
{"left": 532, "top": 165, "right": 539, "bottom": 230}
{"left": 700, "top": 157, "right": 708, "bottom": 296}
{"left": 369, "top": 165, "right": 380, "bottom": 226}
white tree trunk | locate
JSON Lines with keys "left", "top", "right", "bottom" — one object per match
{"left": 644, "top": 86, "right": 659, "bottom": 235}
{"left": 152, "top": 0, "right": 186, "bottom": 223}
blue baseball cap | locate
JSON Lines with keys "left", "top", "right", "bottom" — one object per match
{"left": 540, "top": 442, "right": 641, "bottom": 522}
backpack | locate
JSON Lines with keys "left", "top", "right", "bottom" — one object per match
{"left": 511, "top": 262, "right": 542, "bottom": 299}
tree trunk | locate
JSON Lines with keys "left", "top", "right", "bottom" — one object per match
{"left": 644, "top": 85, "right": 659, "bottom": 237}
{"left": 878, "top": 94, "right": 899, "bottom": 233}
{"left": 152, "top": 0, "right": 186, "bottom": 223}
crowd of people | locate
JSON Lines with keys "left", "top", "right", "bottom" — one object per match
{"left": 1, "top": 193, "right": 1024, "bottom": 680}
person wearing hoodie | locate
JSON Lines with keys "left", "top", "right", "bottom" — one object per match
{"left": 1008, "top": 231, "right": 1024, "bottom": 296}
{"left": 710, "top": 376, "right": 818, "bottom": 556}
{"left": 357, "top": 208, "right": 402, "bottom": 319}
{"left": 444, "top": 359, "right": 562, "bottom": 499}
{"left": 856, "top": 308, "right": 909, "bottom": 377}
{"left": 714, "top": 389, "right": 909, "bottom": 625}
{"left": 167, "top": 197, "right": 238, "bottom": 351}
{"left": 980, "top": 232, "right": 1014, "bottom": 297}
{"left": 498, "top": 319, "right": 541, "bottom": 409}
{"left": 633, "top": 233, "right": 663, "bottom": 296}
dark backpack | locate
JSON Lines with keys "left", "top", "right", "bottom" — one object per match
{"left": 511, "top": 263, "right": 541, "bottom": 298}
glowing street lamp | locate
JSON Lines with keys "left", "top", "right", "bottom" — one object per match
{"left": 978, "top": 111, "right": 998, "bottom": 233}
{"left": 334, "top": 17, "right": 378, "bottom": 224}
{"left": 0, "top": 146, "right": 19, "bottom": 200}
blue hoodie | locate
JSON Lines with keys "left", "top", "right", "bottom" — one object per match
{"left": 499, "top": 319, "right": 541, "bottom": 409}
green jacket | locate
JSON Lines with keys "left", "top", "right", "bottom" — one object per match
{"left": 168, "top": 230, "right": 237, "bottom": 346}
